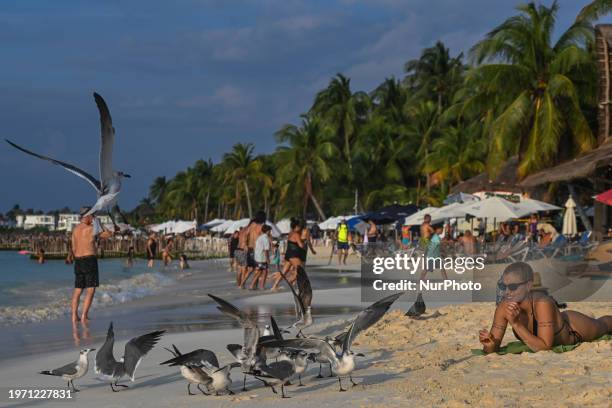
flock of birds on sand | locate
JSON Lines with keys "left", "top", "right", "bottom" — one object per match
{"left": 8, "top": 92, "right": 435, "bottom": 398}
{"left": 38, "top": 264, "right": 434, "bottom": 399}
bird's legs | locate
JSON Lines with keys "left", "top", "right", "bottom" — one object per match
{"left": 316, "top": 363, "right": 324, "bottom": 378}
{"left": 242, "top": 374, "right": 248, "bottom": 391}
{"left": 114, "top": 381, "right": 128, "bottom": 389}
{"left": 110, "top": 383, "right": 117, "bottom": 392}
{"left": 281, "top": 384, "right": 290, "bottom": 398}
{"left": 196, "top": 384, "right": 210, "bottom": 395}
{"left": 68, "top": 380, "right": 79, "bottom": 393}
{"left": 298, "top": 374, "right": 304, "bottom": 386}
{"left": 338, "top": 377, "right": 346, "bottom": 392}
{"left": 187, "top": 383, "right": 195, "bottom": 396}
{"left": 328, "top": 363, "right": 334, "bottom": 377}
{"left": 350, "top": 375, "right": 359, "bottom": 387}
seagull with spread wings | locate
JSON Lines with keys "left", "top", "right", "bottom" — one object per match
{"left": 5, "top": 92, "right": 130, "bottom": 223}
{"left": 261, "top": 292, "right": 402, "bottom": 391}
{"left": 94, "top": 322, "right": 165, "bottom": 392}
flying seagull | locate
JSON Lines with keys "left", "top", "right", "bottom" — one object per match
{"left": 39, "top": 348, "right": 95, "bottom": 392}
{"left": 160, "top": 348, "right": 240, "bottom": 395}
{"left": 280, "top": 265, "right": 313, "bottom": 332}
{"left": 261, "top": 292, "right": 403, "bottom": 391}
{"left": 95, "top": 322, "right": 165, "bottom": 392}
{"left": 405, "top": 292, "right": 426, "bottom": 318}
{"left": 5, "top": 92, "right": 130, "bottom": 222}
{"left": 161, "top": 345, "right": 212, "bottom": 396}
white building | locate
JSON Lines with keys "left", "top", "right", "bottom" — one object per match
{"left": 16, "top": 214, "right": 56, "bottom": 230}
{"left": 57, "top": 214, "right": 81, "bottom": 232}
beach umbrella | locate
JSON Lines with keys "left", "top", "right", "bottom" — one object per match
{"left": 200, "top": 218, "right": 226, "bottom": 229}
{"left": 595, "top": 189, "right": 612, "bottom": 206}
{"left": 462, "top": 196, "right": 531, "bottom": 221}
{"left": 224, "top": 218, "right": 281, "bottom": 237}
{"left": 366, "top": 204, "right": 419, "bottom": 224}
{"left": 443, "top": 192, "right": 479, "bottom": 205}
{"left": 403, "top": 207, "right": 440, "bottom": 225}
{"left": 519, "top": 198, "right": 562, "bottom": 212}
{"left": 562, "top": 197, "right": 577, "bottom": 237}
{"left": 346, "top": 216, "right": 368, "bottom": 234}
{"left": 276, "top": 218, "right": 292, "bottom": 234}
{"left": 434, "top": 202, "right": 473, "bottom": 219}
{"left": 211, "top": 219, "right": 235, "bottom": 233}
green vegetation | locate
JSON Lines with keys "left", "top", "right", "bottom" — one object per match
{"left": 133, "top": 1, "right": 605, "bottom": 225}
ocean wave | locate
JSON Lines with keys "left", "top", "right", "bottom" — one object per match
{"left": 0, "top": 272, "right": 174, "bottom": 326}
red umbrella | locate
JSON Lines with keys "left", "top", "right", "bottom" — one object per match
{"left": 595, "top": 189, "right": 612, "bottom": 206}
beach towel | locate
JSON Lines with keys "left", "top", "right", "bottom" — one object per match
{"left": 471, "top": 334, "right": 611, "bottom": 356}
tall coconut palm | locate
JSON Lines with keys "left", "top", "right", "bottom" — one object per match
{"left": 149, "top": 176, "right": 167, "bottom": 204}
{"left": 275, "top": 115, "right": 338, "bottom": 220}
{"left": 404, "top": 41, "right": 465, "bottom": 112}
{"left": 468, "top": 1, "right": 596, "bottom": 178}
{"left": 221, "top": 143, "right": 270, "bottom": 219}
{"left": 310, "top": 73, "right": 370, "bottom": 170}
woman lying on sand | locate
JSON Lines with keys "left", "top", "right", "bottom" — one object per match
{"left": 480, "top": 262, "right": 612, "bottom": 353}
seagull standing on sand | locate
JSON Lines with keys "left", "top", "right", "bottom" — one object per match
{"left": 261, "top": 292, "right": 402, "bottom": 392}
{"left": 162, "top": 345, "right": 212, "bottom": 396}
{"left": 39, "top": 348, "right": 95, "bottom": 392}
{"left": 207, "top": 294, "right": 263, "bottom": 391}
{"left": 160, "top": 348, "right": 240, "bottom": 395}
{"left": 5, "top": 92, "right": 130, "bottom": 223}
{"left": 95, "top": 322, "right": 165, "bottom": 392}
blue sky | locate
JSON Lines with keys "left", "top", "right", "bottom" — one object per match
{"left": 0, "top": 0, "right": 594, "bottom": 211}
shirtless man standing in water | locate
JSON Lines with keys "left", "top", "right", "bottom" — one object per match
{"left": 71, "top": 207, "right": 113, "bottom": 324}
{"left": 419, "top": 214, "right": 434, "bottom": 248}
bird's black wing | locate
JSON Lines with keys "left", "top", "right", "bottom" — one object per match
{"left": 95, "top": 322, "right": 117, "bottom": 375}
{"left": 295, "top": 266, "right": 312, "bottom": 309}
{"left": 160, "top": 348, "right": 219, "bottom": 368}
{"left": 40, "top": 361, "right": 78, "bottom": 376}
{"left": 270, "top": 316, "right": 284, "bottom": 340}
{"left": 93, "top": 93, "right": 115, "bottom": 189}
{"left": 343, "top": 292, "right": 403, "bottom": 353}
{"left": 123, "top": 330, "right": 165, "bottom": 381}
{"left": 6, "top": 139, "right": 101, "bottom": 192}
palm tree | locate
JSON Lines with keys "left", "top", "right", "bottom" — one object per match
{"left": 576, "top": 0, "right": 612, "bottom": 22}
{"left": 468, "top": 1, "right": 596, "bottom": 178}
{"left": 149, "top": 176, "right": 167, "bottom": 204}
{"left": 275, "top": 115, "right": 338, "bottom": 219}
{"left": 404, "top": 41, "right": 465, "bottom": 112}
{"left": 404, "top": 100, "right": 443, "bottom": 199}
{"left": 423, "top": 122, "right": 487, "bottom": 186}
{"left": 310, "top": 73, "right": 370, "bottom": 170}
{"left": 221, "top": 143, "right": 270, "bottom": 219}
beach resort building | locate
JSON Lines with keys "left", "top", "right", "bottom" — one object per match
{"left": 16, "top": 214, "right": 56, "bottom": 231}
{"left": 56, "top": 214, "right": 81, "bottom": 231}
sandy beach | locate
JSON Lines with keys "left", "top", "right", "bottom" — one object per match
{"left": 1, "top": 253, "right": 610, "bottom": 408}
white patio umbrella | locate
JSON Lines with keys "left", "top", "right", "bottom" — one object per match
{"left": 201, "top": 218, "right": 226, "bottom": 228}
{"left": 562, "top": 196, "right": 577, "bottom": 237}
{"left": 224, "top": 218, "right": 282, "bottom": 237}
{"left": 519, "top": 198, "right": 562, "bottom": 212}
{"left": 403, "top": 207, "right": 440, "bottom": 225}
{"left": 463, "top": 196, "right": 531, "bottom": 221}
{"left": 211, "top": 219, "right": 235, "bottom": 233}
{"left": 276, "top": 218, "right": 292, "bottom": 234}
{"left": 434, "top": 201, "right": 472, "bottom": 219}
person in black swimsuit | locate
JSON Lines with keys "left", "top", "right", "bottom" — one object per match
{"left": 270, "top": 218, "right": 304, "bottom": 291}
{"left": 480, "top": 262, "right": 612, "bottom": 353}
{"left": 146, "top": 233, "right": 157, "bottom": 268}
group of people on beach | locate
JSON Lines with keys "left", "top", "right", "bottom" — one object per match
{"left": 228, "top": 212, "right": 315, "bottom": 291}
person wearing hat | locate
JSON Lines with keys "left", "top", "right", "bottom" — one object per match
{"left": 70, "top": 206, "right": 114, "bottom": 324}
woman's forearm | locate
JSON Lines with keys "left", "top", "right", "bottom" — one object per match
{"left": 512, "top": 323, "right": 550, "bottom": 351}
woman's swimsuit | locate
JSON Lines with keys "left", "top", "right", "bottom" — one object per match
{"left": 285, "top": 240, "right": 303, "bottom": 261}
{"left": 512, "top": 295, "right": 583, "bottom": 345}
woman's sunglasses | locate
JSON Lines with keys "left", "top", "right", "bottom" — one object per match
{"left": 498, "top": 280, "right": 529, "bottom": 291}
